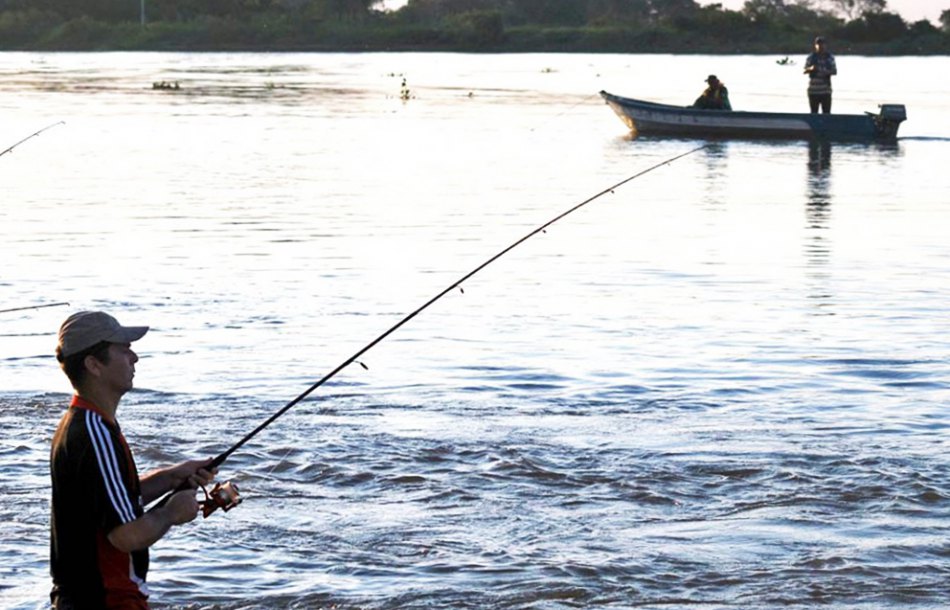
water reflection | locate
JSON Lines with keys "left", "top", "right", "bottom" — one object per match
{"left": 805, "top": 140, "right": 834, "bottom": 314}
{"left": 700, "top": 141, "right": 729, "bottom": 210}
{"left": 805, "top": 140, "right": 832, "bottom": 233}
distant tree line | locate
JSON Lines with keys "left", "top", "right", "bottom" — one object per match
{"left": 0, "top": 0, "right": 948, "bottom": 52}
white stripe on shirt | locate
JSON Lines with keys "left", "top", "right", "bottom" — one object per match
{"left": 84, "top": 411, "right": 137, "bottom": 523}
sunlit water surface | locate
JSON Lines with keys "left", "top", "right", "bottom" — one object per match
{"left": 1, "top": 52, "right": 949, "bottom": 609}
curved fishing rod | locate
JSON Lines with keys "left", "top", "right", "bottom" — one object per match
{"left": 0, "top": 121, "right": 65, "bottom": 158}
{"left": 156, "top": 145, "right": 707, "bottom": 514}
{"left": 214, "top": 145, "right": 705, "bottom": 467}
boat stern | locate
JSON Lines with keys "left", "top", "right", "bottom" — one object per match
{"left": 873, "top": 104, "right": 907, "bottom": 139}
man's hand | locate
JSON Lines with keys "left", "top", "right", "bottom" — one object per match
{"left": 171, "top": 458, "right": 217, "bottom": 490}
{"left": 141, "top": 458, "right": 218, "bottom": 504}
{"left": 165, "top": 489, "right": 201, "bottom": 525}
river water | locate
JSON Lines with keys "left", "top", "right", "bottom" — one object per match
{"left": 1, "top": 52, "right": 948, "bottom": 609}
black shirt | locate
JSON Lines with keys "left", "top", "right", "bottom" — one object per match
{"left": 50, "top": 395, "right": 149, "bottom": 609}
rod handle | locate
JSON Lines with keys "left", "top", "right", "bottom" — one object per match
{"left": 147, "top": 453, "right": 227, "bottom": 512}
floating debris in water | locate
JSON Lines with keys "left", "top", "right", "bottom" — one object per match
{"left": 152, "top": 80, "right": 180, "bottom": 90}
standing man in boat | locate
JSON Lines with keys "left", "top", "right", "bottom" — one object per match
{"left": 50, "top": 310, "right": 216, "bottom": 610}
{"left": 804, "top": 36, "right": 837, "bottom": 113}
{"left": 692, "top": 75, "right": 732, "bottom": 110}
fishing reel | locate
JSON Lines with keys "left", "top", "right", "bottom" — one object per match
{"left": 198, "top": 481, "right": 242, "bottom": 518}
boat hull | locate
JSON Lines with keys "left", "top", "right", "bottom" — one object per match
{"left": 600, "top": 91, "right": 905, "bottom": 141}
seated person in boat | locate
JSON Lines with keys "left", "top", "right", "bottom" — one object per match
{"left": 692, "top": 75, "right": 732, "bottom": 110}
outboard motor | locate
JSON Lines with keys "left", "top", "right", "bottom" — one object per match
{"left": 874, "top": 104, "right": 907, "bottom": 139}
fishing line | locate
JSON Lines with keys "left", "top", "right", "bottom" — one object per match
{"left": 527, "top": 92, "right": 600, "bottom": 132}
{"left": 253, "top": 86, "right": 600, "bottom": 484}
{"left": 0, "top": 121, "right": 65, "bottom": 158}
{"left": 0, "top": 302, "right": 70, "bottom": 315}
{"left": 153, "top": 144, "right": 707, "bottom": 511}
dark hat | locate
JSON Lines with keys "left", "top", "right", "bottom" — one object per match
{"left": 814, "top": 36, "right": 826, "bottom": 44}
{"left": 57, "top": 311, "right": 148, "bottom": 357}
{"left": 705, "top": 74, "right": 718, "bottom": 83}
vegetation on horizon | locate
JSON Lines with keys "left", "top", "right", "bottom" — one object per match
{"left": 0, "top": 0, "right": 948, "bottom": 53}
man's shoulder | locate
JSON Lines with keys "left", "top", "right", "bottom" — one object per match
{"left": 55, "top": 407, "right": 121, "bottom": 452}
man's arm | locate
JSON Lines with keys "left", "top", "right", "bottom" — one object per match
{"left": 108, "top": 489, "right": 199, "bottom": 552}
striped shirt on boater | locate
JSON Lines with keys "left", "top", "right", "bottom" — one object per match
{"left": 50, "top": 395, "right": 150, "bottom": 609}
{"left": 805, "top": 51, "right": 836, "bottom": 96}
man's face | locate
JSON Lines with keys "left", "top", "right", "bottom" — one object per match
{"left": 98, "top": 342, "right": 139, "bottom": 394}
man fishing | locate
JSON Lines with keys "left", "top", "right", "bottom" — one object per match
{"left": 50, "top": 311, "right": 215, "bottom": 610}
{"left": 804, "top": 36, "right": 837, "bottom": 113}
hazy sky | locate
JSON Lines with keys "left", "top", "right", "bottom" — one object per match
{"left": 378, "top": 0, "right": 945, "bottom": 24}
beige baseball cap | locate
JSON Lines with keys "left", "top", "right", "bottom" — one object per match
{"left": 57, "top": 311, "right": 149, "bottom": 358}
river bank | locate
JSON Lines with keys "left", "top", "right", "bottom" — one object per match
{"left": 2, "top": 16, "right": 949, "bottom": 55}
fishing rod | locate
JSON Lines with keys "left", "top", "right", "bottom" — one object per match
{"left": 161, "top": 145, "right": 707, "bottom": 517}
{"left": 0, "top": 301, "right": 70, "bottom": 315}
{"left": 0, "top": 121, "right": 65, "bottom": 158}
